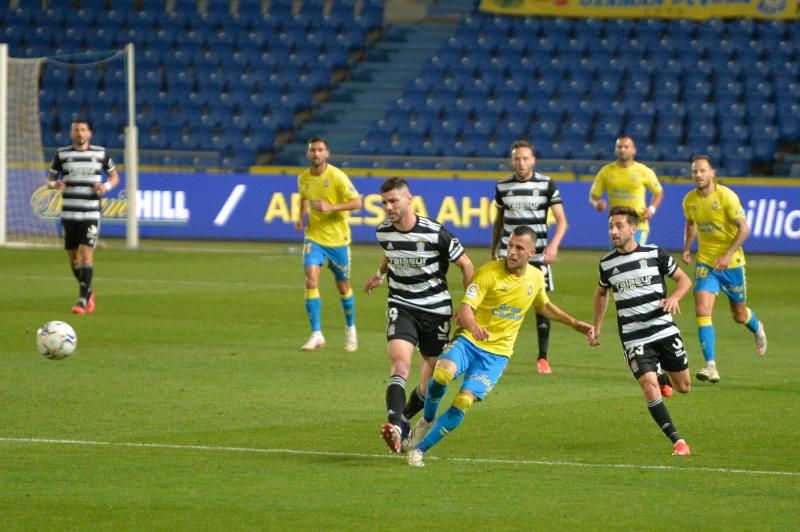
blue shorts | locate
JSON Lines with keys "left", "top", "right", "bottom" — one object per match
{"left": 303, "top": 240, "right": 351, "bottom": 282}
{"left": 440, "top": 336, "right": 509, "bottom": 400}
{"left": 693, "top": 263, "right": 747, "bottom": 303}
{"left": 634, "top": 229, "right": 649, "bottom": 245}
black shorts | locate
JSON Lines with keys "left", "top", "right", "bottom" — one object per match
{"left": 623, "top": 333, "right": 689, "bottom": 380}
{"left": 62, "top": 220, "right": 100, "bottom": 250}
{"left": 386, "top": 303, "right": 451, "bottom": 358}
{"left": 531, "top": 262, "right": 553, "bottom": 292}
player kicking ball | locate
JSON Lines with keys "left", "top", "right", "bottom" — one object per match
{"left": 406, "top": 226, "right": 594, "bottom": 467}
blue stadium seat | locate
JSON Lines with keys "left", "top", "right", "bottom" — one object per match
{"left": 751, "top": 135, "right": 777, "bottom": 162}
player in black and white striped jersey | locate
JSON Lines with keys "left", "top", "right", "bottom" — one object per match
{"left": 491, "top": 140, "right": 566, "bottom": 374}
{"left": 365, "top": 177, "right": 474, "bottom": 453}
{"left": 590, "top": 206, "right": 694, "bottom": 456}
{"left": 47, "top": 118, "right": 119, "bottom": 314}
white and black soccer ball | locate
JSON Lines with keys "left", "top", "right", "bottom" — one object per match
{"left": 36, "top": 321, "right": 77, "bottom": 360}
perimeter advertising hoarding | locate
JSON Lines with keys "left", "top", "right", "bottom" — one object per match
{"left": 479, "top": 0, "right": 800, "bottom": 20}
{"left": 33, "top": 172, "right": 800, "bottom": 254}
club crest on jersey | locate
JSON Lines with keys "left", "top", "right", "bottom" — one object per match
{"left": 527, "top": 285, "right": 533, "bottom": 296}
{"left": 712, "top": 201, "right": 719, "bottom": 210}
{"left": 640, "top": 259, "right": 648, "bottom": 269}
{"left": 465, "top": 283, "right": 478, "bottom": 299}
{"left": 416, "top": 241, "right": 426, "bottom": 252}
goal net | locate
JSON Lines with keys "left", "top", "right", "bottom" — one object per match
{"left": 1, "top": 51, "right": 57, "bottom": 246}
{"left": 0, "top": 43, "right": 139, "bottom": 248}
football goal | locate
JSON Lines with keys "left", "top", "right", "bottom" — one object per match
{"left": 0, "top": 42, "right": 138, "bottom": 248}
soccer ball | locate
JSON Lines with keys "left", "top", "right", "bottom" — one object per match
{"left": 36, "top": 321, "right": 77, "bottom": 360}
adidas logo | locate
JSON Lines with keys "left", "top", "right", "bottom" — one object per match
{"left": 612, "top": 267, "right": 620, "bottom": 275}
{"left": 387, "top": 242, "right": 394, "bottom": 250}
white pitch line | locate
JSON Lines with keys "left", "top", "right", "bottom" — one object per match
{"left": 4, "top": 274, "right": 294, "bottom": 290}
{"left": 2, "top": 437, "right": 798, "bottom": 477}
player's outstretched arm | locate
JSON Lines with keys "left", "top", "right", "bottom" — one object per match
{"left": 537, "top": 301, "right": 594, "bottom": 339}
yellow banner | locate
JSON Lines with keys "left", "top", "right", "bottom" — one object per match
{"left": 479, "top": 0, "right": 800, "bottom": 20}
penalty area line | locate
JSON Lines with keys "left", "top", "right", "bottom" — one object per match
{"left": 1, "top": 437, "right": 798, "bottom": 477}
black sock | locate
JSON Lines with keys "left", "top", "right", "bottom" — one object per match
{"left": 536, "top": 314, "right": 550, "bottom": 359}
{"left": 386, "top": 375, "right": 406, "bottom": 427}
{"left": 402, "top": 385, "right": 425, "bottom": 421}
{"left": 71, "top": 266, "right": 80, "bottom": 281}
{"left": 647, "top": 398, "right": 681, "bottom": 443}
{"left": 657, "top": 372, "right": 672, "bottom": 388}
{"left": 78, "top": 265, "right": 94, "bottom": 302}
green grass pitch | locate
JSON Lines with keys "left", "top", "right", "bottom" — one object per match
{"left": 1, "top": 240, "right": 798, "bottom": 530}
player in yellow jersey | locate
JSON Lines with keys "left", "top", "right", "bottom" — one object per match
{"left": 682, "top": 155, "right": 767, "bottom": 383}
{"left": 295, "top": 138, "right": 363, "bottom": 352}
{"left": 406, "top": 226, "right": 594, "bottom": 467}
{"left": 589, "top": 135, "right": 664, "bottom": 244}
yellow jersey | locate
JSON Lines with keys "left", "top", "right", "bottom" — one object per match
{"left": 298, "top": 164, "right": 360, "bottom": 247}
{"left": 682, "top": 184, "right": 747, "bottom": 268}
{"left": 590, "top": 161, "right": 662, "bottom": 233}
{"left": 458, "top": 260, "right": 549, "bottom": 358}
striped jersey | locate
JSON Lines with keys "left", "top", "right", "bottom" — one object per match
{"left": 598, "top": 244, "right": 681, "bottom": 349}
{"left": 494, "top": 172, "right": 562, "bottom": 265}
{"left": 48, "top": 145, "right": 115, "bottom": 221}
{"left": 376, "top": 215, "right": 465, "bottom": 316}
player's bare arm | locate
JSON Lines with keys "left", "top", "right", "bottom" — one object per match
{"left": 662, "top": 266, "right": 692, "bottom": 314}
{"left": 681, "top": 220, "right": 697, "bottom": 264}
{"left": 542, "top": 203, "right": 567, "bottom": 264}
{"left": 589, "top": 193, "right": 607, "bottom": 212}
{"left": 47, "top": 178, "right": 66, "bottom": 190}
{"left": 490, "top": 205, "right": 504, "bottom": 259}
{"left": 311, "top": 196, "right": 363, "bottom": 213}
{"left": 93, "top": 169, "right": 119, "bottom": 196}
{"left": 641, "top": 189, "right": 664, "bottom": 221}
{"left": 714, "top": 217, "right": 749, "bottom": 271}
{"left": 537, "top": 301, "right": 594, "bottom": 337}
{"left": 456, "top": 303, "right": 489, "bottom": 341}
{"left": 590, "top": 285, "right": 610, "bottom": 346}
{"left": 364, "top": 256, "right": 389, "bottom": 294}
{"left": 454, "top": 254, "right": 474, "bottom": 288}
{"left": 295, "top": 199, "right": 309, "bottom": 231}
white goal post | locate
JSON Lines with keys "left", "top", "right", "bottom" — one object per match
{"left": 0, "top": 42, "right": 139, "bottom": 248}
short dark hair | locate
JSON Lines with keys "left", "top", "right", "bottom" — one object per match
{"left": 511, "top": 225, "right": 537, "bottom": 241}
{"left": 609, "top": 205, "right": 639, "bottom": 226}
{"left": 380, "top": 177, "right": 409, "bottom": 194}
{"left": 510, "top": 140, "right": 534, "bottom": 154}
{"left": 71, "top": 118, "right": 92, "bottom": 130}
{"left": 691, "top": 154, "right": 714, "bottom": 168}
{"left": 307, "top": 137, "right": 328, "bottom": 149}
